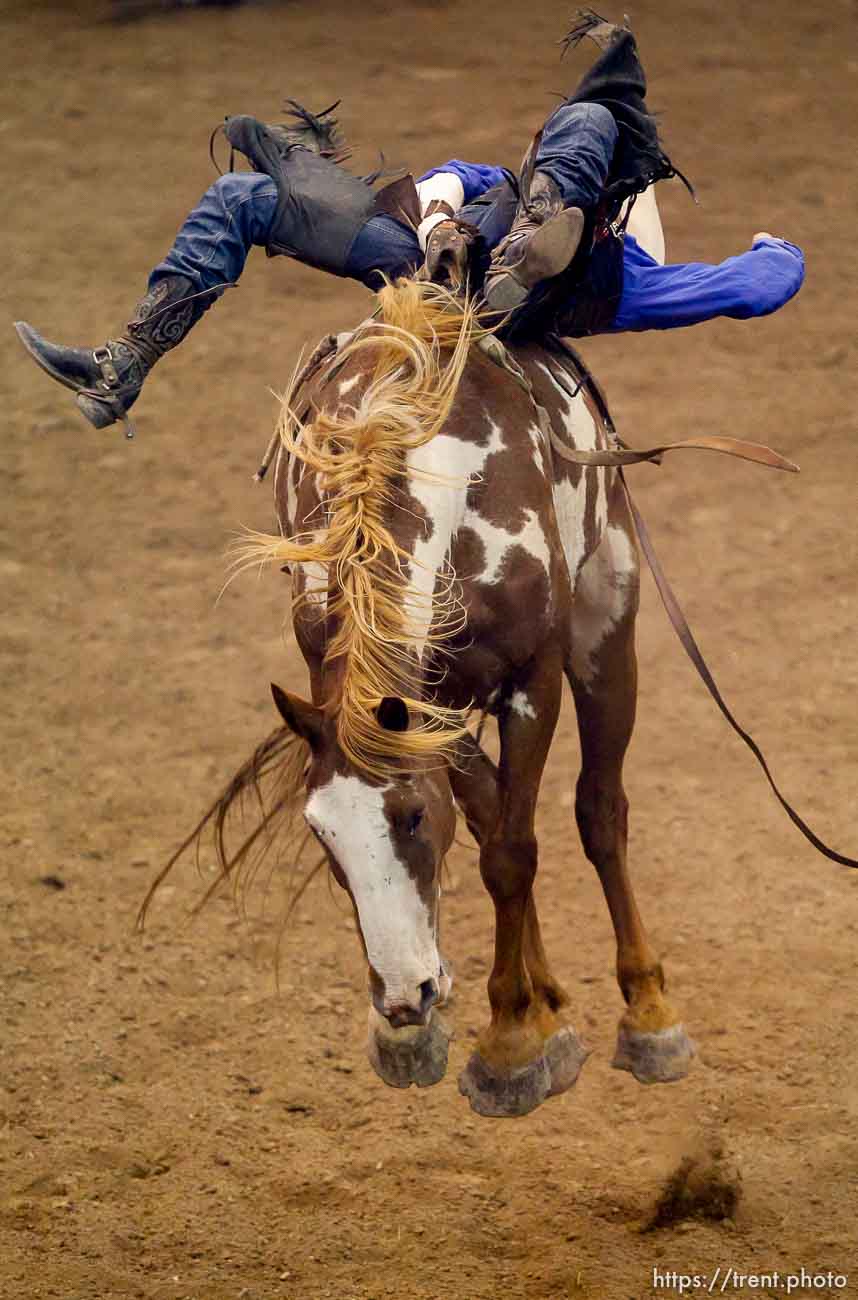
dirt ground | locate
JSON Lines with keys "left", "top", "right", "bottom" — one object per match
{"left": 3, "top": 1, "right": 857, "bottom": 1297}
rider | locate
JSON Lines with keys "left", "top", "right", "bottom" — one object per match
{"left": 15, "top": 12, "right": 804, "bottom": 434}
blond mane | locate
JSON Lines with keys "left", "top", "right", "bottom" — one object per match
{"left": 241, "top": 277, "right": 486, "bottom": 776}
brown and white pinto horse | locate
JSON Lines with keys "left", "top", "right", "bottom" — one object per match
{"left": 232, "top": 275, "right": 693, "bottom": 1118}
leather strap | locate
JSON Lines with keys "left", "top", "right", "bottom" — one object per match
{"left": 478, "top": 331, "right": 799, "bottom": 474}
{"left": 620, "top": 470, "right": 858, "bottom": 869}
{"left": 549, "top": 431, "right": 799, "bottom": 473}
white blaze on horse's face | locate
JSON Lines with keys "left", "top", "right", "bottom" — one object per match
{"left": 304, "top": 770, "right": 453, "bottom": 1027}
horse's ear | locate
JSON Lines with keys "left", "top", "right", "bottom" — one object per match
{"left": 376, "top": 696, "right": 409, "bottom": 733}
{"left": 271, "top": 683, "right": 324, "bottom": 748}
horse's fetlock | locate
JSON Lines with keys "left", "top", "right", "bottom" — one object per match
{"left": 540, "top": 979, "right": 569, "bottom": 1013}
{"left": 618, "top": 960, "right": 666, "bottom": 1005}
{"left": 488, "top": 972, "right": 532, "bottom": 1018}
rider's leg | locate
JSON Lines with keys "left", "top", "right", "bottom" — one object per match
{"left": 531, "top": 101, "right": 619, "bottom": 214}
{"left": 342, "top": 214, "right": 423, "bottom": 290}
{"left": 481, "top": 102, "right": 618, "bottom": 313}
{"left": 149, "top": 171, "right": 277, "bottom": 288}
{"left": 15, "top": 172, "right": 277, "bottom": 431}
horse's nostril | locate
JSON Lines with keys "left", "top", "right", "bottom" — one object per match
{"left": 418, "top": 978, "right": 439, "bottom": 1014}
{"left": 382, "top": 980, "right": 440, "bottom": 1027}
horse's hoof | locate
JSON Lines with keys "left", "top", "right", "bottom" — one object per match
{"left": 366, "top": 1008, "right": 451, "bottom": 1089}
{"left": 545, "top": 1027, "right": 591, "bottom": 1096}
{"left": 611, "top": 1021, "right": 695, "bottom": 1084}
{"left": 458, "top": 1029, "right": 588, "bottom": 1117}
{"left": 459, "top": 1051, "right": 551, "bottom": 1117}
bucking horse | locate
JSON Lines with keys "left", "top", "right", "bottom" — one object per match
{"left": 143, "top": 274, "right": 856, "bottom": 1118}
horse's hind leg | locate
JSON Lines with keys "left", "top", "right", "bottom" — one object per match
{"left": 567, "top": 494, "right": 694, "bottom": 1084}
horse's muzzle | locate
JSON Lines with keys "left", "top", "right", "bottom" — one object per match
{"left": 377, "top": 977, "right": 440, "bottom": 1028}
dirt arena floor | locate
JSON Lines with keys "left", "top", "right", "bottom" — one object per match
{"left": 3, "top": 1, "right": 857, "bottom": 1297}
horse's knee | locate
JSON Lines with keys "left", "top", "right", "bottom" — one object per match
{"left": 480, "top": 835, "right": 538, "bottom": 902}
{"left": 617, "top": 957, "right": 665, "bottom": 1004}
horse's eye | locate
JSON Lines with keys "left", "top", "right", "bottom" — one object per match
{"left": 406, "top": 810, "right": 423, "bottom": 838}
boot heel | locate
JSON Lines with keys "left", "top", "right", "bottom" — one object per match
{"left": 76, "top": 392, "right": 119, "bottom": 430}
{"left": 483, "top": 207, "right": 585, "bottom": 313}
{"left": 521, "top": 207, "right": 585, "bottom": 285}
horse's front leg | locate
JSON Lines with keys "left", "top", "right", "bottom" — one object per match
{"left": 568, "top": 499, "right": 695, "bottom": 1084}
{"left": 450, "top": 734, "right": 572, "bottom": 1019}
{"left": 457, "top": 647, "right": 588, "bottom": 1117}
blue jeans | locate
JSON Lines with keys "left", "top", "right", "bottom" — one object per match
{"left": 150, "top": 171, "right": 278, "bottom": 294}
{"left": 151, "top": 102, "right": 617, "bottom": 295}
{"left": 524, "top": 101, "right": 618, "bottom": 209}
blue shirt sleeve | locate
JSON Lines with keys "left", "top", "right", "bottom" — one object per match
{"left": 417, "top": 160, "right": 508, "bottom": 205}
{"left": 610, "top": 235, "right": 805, "bottom": 333}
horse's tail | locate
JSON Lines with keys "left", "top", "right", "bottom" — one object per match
{"left": 240, "top": 278, "right": 484, "bottom": 777}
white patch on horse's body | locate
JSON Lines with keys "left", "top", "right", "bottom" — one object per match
{"left": 528, "top": 420, "right": 547, "bottom": 475}
{"left": 537, "top": 360, "right": 609, "bottom": 582}
{"left": 405, "top": 422, "right": 506, "bottom": 659}
{"left": 280, "top": 427, "right": 317, "bottom": 538}
{"left": 338, "top": 373, "right": 361, "bottom": 397}
{"left": 301, "top": 532, "right": 328, "bottom": 606}
{"left": 509, "top": 690, "right": 537, "bottom": 721}
{"left": 305, "top": 773, "right": 440, "bottom": 1005}
{"left": 465, "top": 507, "right": 551, "bottom": 586}
{"left": 552, "top": 478, "right": 588, "bottom": 586}
{"left": 568, "top": 522, "right": 638, "bottom": 686}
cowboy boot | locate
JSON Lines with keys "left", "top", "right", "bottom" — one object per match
{"left": 481, "top": 173, "right": 585, "bottom": 315}
{"left": 15, "top": 275, "right": 214, "bottom": 433}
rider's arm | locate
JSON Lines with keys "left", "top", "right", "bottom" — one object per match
{"left": 415, "top": 173, "right": 465, "bottom": 251}
{"left": 610, "top": 234, "right": 805, "bottom": 333}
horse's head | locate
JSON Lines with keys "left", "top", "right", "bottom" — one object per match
{"left": 272, "top": 684, "right": 456, "bottom": 1027}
